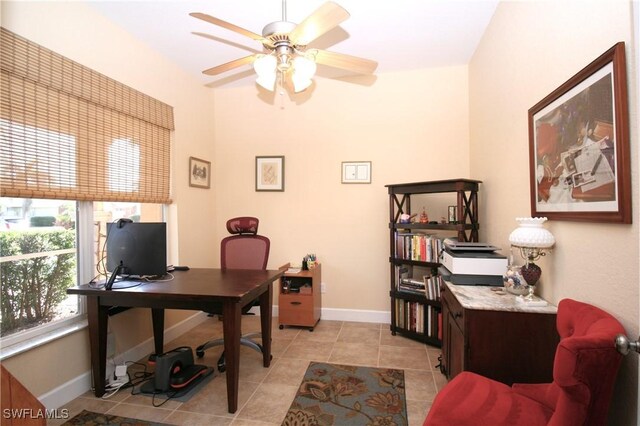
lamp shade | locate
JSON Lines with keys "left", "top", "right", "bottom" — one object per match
{"left": 509, "top": 217, "right": 555, "bottom": 248}
{"left": 292, "top": 55, "right": 316, "bottom": 93}
{"left": 253, "top": 54, "right": 277, "bottom": 91}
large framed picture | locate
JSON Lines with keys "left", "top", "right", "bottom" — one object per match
{"left": 255, "top": 156, "right": 285, "bottom": 192}
{"left": 528, "top": 42, "right": 630, "bottom": 223}
{"left": 189, "top": 156, "right": 211, "bottom": 189}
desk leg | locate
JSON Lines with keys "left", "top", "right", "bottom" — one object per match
{"left": 87, "top": 296, "right": 109, "bottom": 397}
{"left": 259, "top": 282, "right": 273, "bottom": 368}
{"left": 222, "top": 300, "right": 241, "bottom": 413}
{"left": 151, "top": 308, "right": 165, "bottom": 355}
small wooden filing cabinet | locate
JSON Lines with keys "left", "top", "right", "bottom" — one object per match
{"left": 440, "top": 280, "right": 559, "bottom": 385}
{"left": 278, "top": 263, "right": 321, "bottom": 331}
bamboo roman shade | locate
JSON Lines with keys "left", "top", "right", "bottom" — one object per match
{"left": 0, "top": 28, "right": 174, "bottom": 203}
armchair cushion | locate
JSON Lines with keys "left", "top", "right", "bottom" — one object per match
{"left": 424, "top": 371, "right": 553, "bottom": 426}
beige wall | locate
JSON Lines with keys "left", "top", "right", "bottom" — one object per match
{"left": 469, "top": 1, "right": 639, "bottom": 424}
{"left": 212, "top": 66, "right": 470, "bottom": 311}
{"left": 1, "top": 1, "right": 217, "bottom": 397}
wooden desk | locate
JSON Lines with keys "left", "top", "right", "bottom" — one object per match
{"left": 67, "top": 268, "right": 283, "bottom": 413}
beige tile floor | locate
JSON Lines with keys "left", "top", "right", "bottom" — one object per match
{"left": 51, "top": 316, "right": 448, "bottom": 425}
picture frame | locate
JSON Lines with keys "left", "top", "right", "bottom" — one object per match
{"left": 256, "top": 156, "right": 285, "bottom": 192}
{"left": 528, "top": 42, "right": 630, "bottom": 223}
{"left": 448, "top": 206, "right": 457, "bottom": 224}
{"left": 341, "top": 161, "right": 372, "bottom": 184}
{"left": 188, "top": 156, "right": 211, "bottom": 189}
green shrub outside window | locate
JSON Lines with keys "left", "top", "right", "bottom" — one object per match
{"left": 0, "top": 229, "right": 76, "bottom": 335}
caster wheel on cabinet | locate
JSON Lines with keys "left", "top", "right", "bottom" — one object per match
{"left": 279, "top": 325, "right": 284, "bottom": 329}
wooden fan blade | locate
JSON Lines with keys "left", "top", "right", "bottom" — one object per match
{"left": 312, "top": 49, "right": 378, "bottom": 75}
{"left": 289, "top": 2, "right": 350, "bottom": 47}
{"left": 192, "top": 32, "right": 263, "bottom": 54}
{"left": 203, "top": 55, "right": 257, "bottom": 76}
{"left": 190, "top": 12, "right": 264, "bottom": 42}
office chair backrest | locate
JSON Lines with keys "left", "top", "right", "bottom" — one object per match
{"left": 221, "top": 217, "right": 270, "bottom": 270}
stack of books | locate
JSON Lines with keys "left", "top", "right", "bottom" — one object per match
{"left": 397, "top": 277, "right": 441, "bottom": 301}
{"left": 398, "top": 278, "right": 426, "bottom": 295}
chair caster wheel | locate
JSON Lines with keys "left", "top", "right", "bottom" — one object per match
{"left": 279, "top": 325, "right": 284, "bottom": 329}
{"left": 196, "top": 350, "right": 204, "bottom": 358}
{"left": 309, "top": 328, "right": 314, "bottom": 332}
{"left": 218, "top": 364, "right": 226, "bottom": 373}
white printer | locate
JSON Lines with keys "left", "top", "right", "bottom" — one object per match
{"left": 439, "top": 241, "right": 507, "bottom": 286}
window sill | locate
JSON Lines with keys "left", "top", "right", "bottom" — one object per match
{"left": 0, "top": 316, "right": 88, "bottom": 361}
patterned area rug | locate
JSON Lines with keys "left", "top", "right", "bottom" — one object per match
{"left": 283, "top": 362, "right": 408, "bottom": 426}
{"left": 62, "top": 409, "right": 171, "bottom": 425}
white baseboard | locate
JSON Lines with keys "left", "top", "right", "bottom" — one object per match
{"left": 318, "top": 307, "right": 390, "bottom": 324}
{"left": 40, "top": 307, "right": 390, "bottom": 409}
{"left": 250, "top": 305, "right": 390, "bottom": 324}
{"left": 38, "top": 311, "right": 210, "bottom": 410}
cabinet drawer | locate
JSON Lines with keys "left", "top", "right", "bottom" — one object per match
{"left": 279, "top": 294, "right": 314, "bottom": 325}
{"left": 442, "top": 286, "right": 465, "bottom": 333}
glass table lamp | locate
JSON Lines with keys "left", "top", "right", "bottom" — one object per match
{"left": 508, "top": 217, "right": 555, "bottom": 301}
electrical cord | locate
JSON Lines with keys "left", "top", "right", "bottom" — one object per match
{"left": 101, "top": 373, "right": 129, "bottom": 399}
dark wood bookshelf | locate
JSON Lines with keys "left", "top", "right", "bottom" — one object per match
{"left": 386, "top": 179, "right": 481, "bottom": 347}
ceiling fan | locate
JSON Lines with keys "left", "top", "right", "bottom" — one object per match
{"left": 190, "top": 0, "right": 378, "bottom": 93}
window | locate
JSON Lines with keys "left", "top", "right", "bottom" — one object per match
{"left": 0, "top": 28, "right": 173, "bottom": 356}
{"left": 108, "top": 139, "right": 140, "bottom": 193}
{"left": 0, "top": 198, "right": 78, "bottom": 338}
{"left": 0, "top": 120, "right": 77, "bottom": 189}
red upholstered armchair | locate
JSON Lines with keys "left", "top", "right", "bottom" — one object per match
{"left": 424, "top": 298, "right": 625, "bottom": 426}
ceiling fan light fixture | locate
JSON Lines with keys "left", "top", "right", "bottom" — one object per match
{"left": 192, "top": 1, "right": 377, "bottom": 94}
{"left": 293, "top": 55, "right": 316, "bottom": 79}
{"left": 291, "top": 55, "right": 317, "bottom": 92}
{"left": 292, "top": 75, "right": 313, "bottom": 93}
{"left": 254, "top": 54, "right": 277, "bottom": 90}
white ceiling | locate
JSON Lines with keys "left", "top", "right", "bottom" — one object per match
{"left": 88, "top": 0, "right": 499, "bottom": 87}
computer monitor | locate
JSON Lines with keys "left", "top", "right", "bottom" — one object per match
{"left": 105, "top": 220, "right": 167, "bottom": 290}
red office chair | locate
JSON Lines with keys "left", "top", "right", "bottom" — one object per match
{"left": 195, "top": 217, "right": 270, "bottom": 372}
{"left": 424, "top": 298, "right": 625, "bottom": 426}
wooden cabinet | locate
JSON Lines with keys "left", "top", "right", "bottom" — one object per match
{"left": 278, "top": 263, "right": 321, "bottom": 331}
{"left": 386, "top": 179, "right": 481, "bottom": 346}
{"left": 0, "top": 364, "right": 46, "bottom": 426}
{"left": 440, "top": 280, "right": 559, "bottom": 385}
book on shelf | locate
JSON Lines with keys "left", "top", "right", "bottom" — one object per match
{"left": 394, "top": 299, "right": 440, "bottom": 338}
{"left": 394, "top": 231, "right": 444, "bottom": 263}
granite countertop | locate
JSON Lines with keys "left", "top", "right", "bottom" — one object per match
{"left": 445, "top": 280, "right": 557, "bottom": 314}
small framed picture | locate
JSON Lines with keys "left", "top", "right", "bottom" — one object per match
{"left": 448, "top": 206, "right": 457, "bottom": 223}
{"left": 341, "top": 161, "right": 371, "bottom": 184}
{"left": 189, "top": 156, "right": 210, "bottom": 189}
{"left": 256, "top": 156, "right": 285, "bottom": 192}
